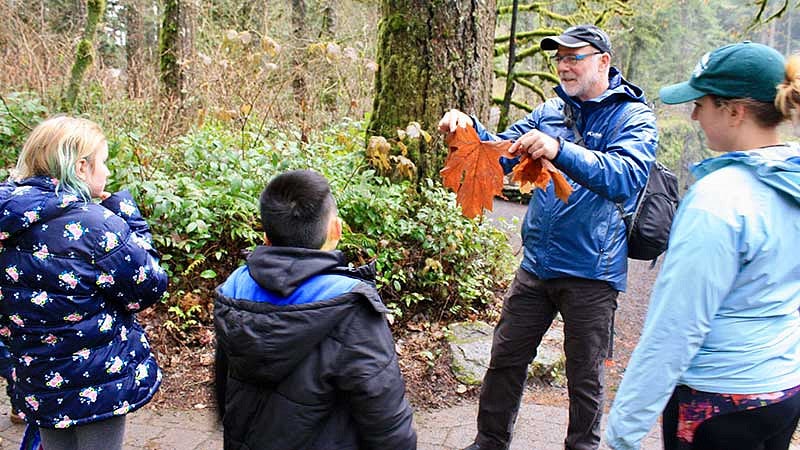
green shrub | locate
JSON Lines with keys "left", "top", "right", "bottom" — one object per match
{"left": 338, "top": 176, "right": 514, "bottom": 319}
{"left": 107, "top": 119, "right": 513, "bottom": 323}
{"left": 0, "top": 92, "right": 48, "bottom": 178}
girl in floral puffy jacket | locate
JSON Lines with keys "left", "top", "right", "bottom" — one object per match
{"left": 0, "top": 116, "right": 168, "bottom": 450}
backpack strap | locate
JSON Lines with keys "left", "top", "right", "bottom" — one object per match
{"left": 611, "top": 104, "right": 644, "bottom": 231}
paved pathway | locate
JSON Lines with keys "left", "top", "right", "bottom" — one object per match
{"left": 0, "top": 397, "right": 666, "bottom": 450}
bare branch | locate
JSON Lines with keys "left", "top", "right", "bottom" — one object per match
{"left": 0, "top": 94, "right": 33, "bottom": 132}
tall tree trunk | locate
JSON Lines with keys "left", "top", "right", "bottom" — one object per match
{"left": 159, "top": 0, "right": 194, "bottom": 107}
{"left": 766, "top": 18, "right": 777, "bottom": 48}
{"left": 497, "top": 0, "right": 519, "bottom": 132}
{"left": 124, "top": 0, "right": 144, "bottom": 99}
{"left": 625, "top": 36, "right": 642, "bottom": 83}
{"left": 369, "top": 0, "right": 497, "bottom": 181}
{"left": 291, "top": 0, "right": 309, "bottom": 142}
{"left": 320, "top": 1, "right": 337, "bottom": 113}
{"left": 61, "top": 0, "right": 105, "bottom": 112}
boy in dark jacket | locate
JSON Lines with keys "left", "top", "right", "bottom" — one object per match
{"left": 214, "top": 169, "right": 417, "bottom": 450}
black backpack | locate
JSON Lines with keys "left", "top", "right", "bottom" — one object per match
{"left": 618, "top": 161, "right": 680, "bottom": 261}
{"left": 563, "top": 103, "right": 680, "bottom": 262}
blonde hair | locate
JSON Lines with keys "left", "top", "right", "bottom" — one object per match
{"left": 12, "top": 116, "right": 106, "bottom": 200}
{"left": 775, "top": 55, "right": 800, "bottom": 120}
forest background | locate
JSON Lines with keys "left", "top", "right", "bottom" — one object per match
{"left": 0, "top": 0, "right": 796, "bottom": 409}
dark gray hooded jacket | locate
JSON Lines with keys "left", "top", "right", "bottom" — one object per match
{"left": 214, "top": 247, "right": 416, "bottom": 450}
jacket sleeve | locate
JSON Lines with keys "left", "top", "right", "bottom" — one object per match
{"left": 94, "top": 190, "right": 168, "bottom": 312}
{"left": 335, "top": 303, "right": 417, "bottom": 450}
{"left": 553, "top": 103, "right": 658, "bottom": 203}
{"left": 604, "top": 185, "right": 740, "bottom": 449}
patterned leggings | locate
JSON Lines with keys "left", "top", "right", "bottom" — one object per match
{"left": 662, "top": 384, "right": 800, "bottom": 450}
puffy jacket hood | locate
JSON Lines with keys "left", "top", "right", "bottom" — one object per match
{"left": 692, "top": 145, "right": 800, "bottom": 206}
{"left": 216, "top": 247, "right": 386, "bottom": 384}
{"left": 246, "top": 246, "right": 345, "bottom": 296}
{"left": 0, "top": 177, "right": 86, "bottom": 241}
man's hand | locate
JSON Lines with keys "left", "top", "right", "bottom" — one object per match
{"left": 438, "top": 109, "right": 473, "bottom": 133}
{"left": 508, "top": 129, "right": 560, "bottom": 161}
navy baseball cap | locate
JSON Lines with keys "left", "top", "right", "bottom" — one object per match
{"left": 541, "top": 25, "right": 612, "bottom": 55}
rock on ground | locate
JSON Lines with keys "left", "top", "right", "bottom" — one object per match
{"left": 447, "top": 320, "right": 565, "bottom": 387}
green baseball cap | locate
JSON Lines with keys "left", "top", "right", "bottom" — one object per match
{"left": 659, "top": 42, "right": 786, "bottom": 104}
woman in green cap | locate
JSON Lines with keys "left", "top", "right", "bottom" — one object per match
{"left": 605, "top": 42, "right": 800, "bottom": 450}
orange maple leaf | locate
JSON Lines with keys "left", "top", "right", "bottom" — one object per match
{"left": 441, "top": 126, "right": 573, "bottom": 218}
{"left": 510, "top": 154, "right": 573, "bottom": 202}
{"left": 440, "top": 126, "right": 514, "bottom": 218}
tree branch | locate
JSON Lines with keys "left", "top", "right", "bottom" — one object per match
{"left": 0, "top": 94, "right": 33, "bottom": 132}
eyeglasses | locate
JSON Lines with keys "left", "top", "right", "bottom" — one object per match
{"left": 551, "top": 52, "right": 602, "bottom": 65}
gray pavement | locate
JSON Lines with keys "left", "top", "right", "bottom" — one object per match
{"left": 0, "top": 396, "right": 666, "bottom": 450}
{"left": 415, "top": 402, "right": 663, "bottom": 450}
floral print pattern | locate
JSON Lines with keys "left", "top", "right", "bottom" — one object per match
{"left": 0, "top": 178, "right": 167, "bottom": 428}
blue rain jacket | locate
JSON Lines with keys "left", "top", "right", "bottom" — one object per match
{"left": 473, "top": 68, "right": 658, "bottom": 291}
{"left": 0, "top": 176, "right": 167, "bottom": 429}
{"left": 606, "top": 146, "right": 800, "bottom": 449}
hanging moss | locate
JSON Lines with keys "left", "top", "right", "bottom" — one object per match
{"left": 61, "top": 0, "right": 106, "bottom": 112}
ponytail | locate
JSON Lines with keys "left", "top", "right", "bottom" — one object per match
{"left": 775, "top": 55, "right": 800, "bottom": 120}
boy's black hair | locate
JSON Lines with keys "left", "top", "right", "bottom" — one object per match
{"left": 259, "top": 170, "right": 336, "bottom": 249}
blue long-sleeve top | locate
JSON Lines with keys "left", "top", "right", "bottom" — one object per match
{"left": 606, "top": 146, "right": 800, "bottom": 449}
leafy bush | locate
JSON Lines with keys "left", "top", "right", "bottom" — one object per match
{"left": 0, "top": 91, "right": 48, "bottom": 178}
{"left": 338, "top": 176, "right": 513, "bottom": 319}
{"left": 107, "top": 119, "right": 513, "bottom": 323}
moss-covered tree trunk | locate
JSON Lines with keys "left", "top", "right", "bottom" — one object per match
{"left": 291, "top": 0, "right": 309, "bottom": 142}
{"left": 368, "top": 0, "right": 497, "bottom": 180}
{"left": 159, "top": 0, "right": 194, "bottom": 106}
{"left": 60, "top": 0, "right": 105, "bottom": 112}
{"left": 124, "top": 0, "right": 144, "bottom": 99}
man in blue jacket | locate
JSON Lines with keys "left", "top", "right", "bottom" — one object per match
{"left": 439, "top": 25, "right": 658, "bottom": 450}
